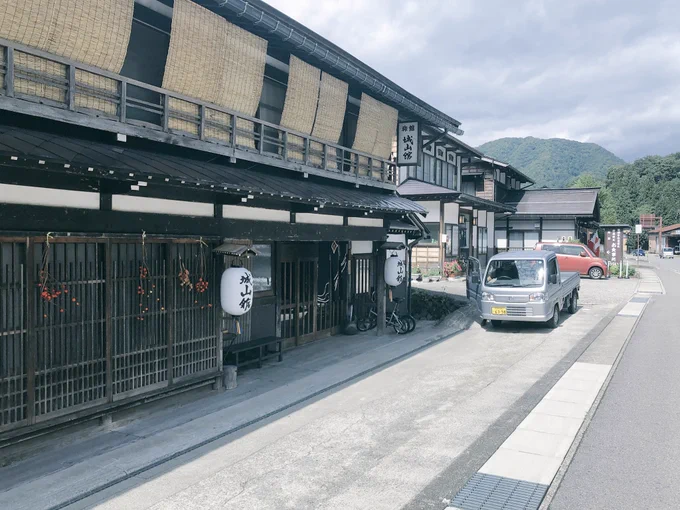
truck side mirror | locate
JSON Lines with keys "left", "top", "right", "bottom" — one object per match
{"left": 550, "top": 274, "right": 558, "bottom": 284}
{"left": 471, "top": 273, "right": 480, "bottom": 284}
{"left": 580, "top": 251, "right": 587, "bottom": 257}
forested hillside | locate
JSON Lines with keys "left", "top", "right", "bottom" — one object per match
{"left": 479, "top": 137, "right": 625, "bottom": 188}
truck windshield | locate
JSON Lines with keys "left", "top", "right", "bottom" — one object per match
{"left": 485, "top": 259, "right": 545, "bottom": 288}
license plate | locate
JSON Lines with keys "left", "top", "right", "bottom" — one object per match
{"left": 491, "top": 307, "right": 507, "bottom": 315}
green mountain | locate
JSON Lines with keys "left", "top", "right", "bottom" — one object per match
{"left": 478, "top": 137, "right": 625, "bottom": 188}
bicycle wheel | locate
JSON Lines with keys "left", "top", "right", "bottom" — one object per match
{"left": 393, "top": 316, "right": 410, "bottom": 335}
{"left": 401, "top": 315, "right": 416, "bottom": 333}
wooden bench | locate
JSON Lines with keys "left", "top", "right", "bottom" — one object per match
{"left": 223, "top": 335, "right": 283, "bottom": 369}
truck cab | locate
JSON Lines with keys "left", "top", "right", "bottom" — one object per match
{"left": 467, "top": 251, "right": 580, "bottom": 328}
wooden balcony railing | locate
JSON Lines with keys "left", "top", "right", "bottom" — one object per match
{"left": 0, "top": 39, "right": 396, "bottom": 189}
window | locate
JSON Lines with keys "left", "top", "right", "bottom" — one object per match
{"left": 423, "top": 154, "right": 433, "bottom": 183}
{"left": 562, "top": 245, "right": 585, "bottom": 256}
{"left": 420, "top": 223, "right": 440, "bottom": 245}
{"left": 476, "top": 178, "right": 485, "bottom": 193}
{"left": 459, "top": 216, "right": 469, "bottom": 249}
{"left": 252, "top": 244, "right": 273, "bottom": 293}
{"left": 478, "top": 227, "right": 488, "bottom": 255}
{"left": 445, "top": 224, "right": 460, "bottom": 256}
{"left": 485, "top": 259, "right": 545, "bottom": 288}
{"left": 447, "top": 162, "right": 455, "bottom": 189}
{"left": 548, "top": 258, "right": 559, "bottom": 283}
{"left": 541, "top": 244, "right": 559, "bottom": 253}
{"left": 462, "top": 181, "right": 476, "bottom": 195}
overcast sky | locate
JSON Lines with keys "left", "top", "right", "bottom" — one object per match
{"left": 266, "top": 0, "right": 680, "bottom": 162}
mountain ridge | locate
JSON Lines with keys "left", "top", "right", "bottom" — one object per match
{"left": 478, "top": 136, "right": 625, "bottom": 188}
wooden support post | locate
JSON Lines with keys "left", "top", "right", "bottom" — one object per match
{"left": 376, "top": 247, "right": 386, "bottom": 336}
{"left": 166, "top": 243, "right": 176, "bottom": 385}
{"left": 100, "top": 193, "right": 112, "bottom": 211}
{"left": 439, "top": 201, "right": 445, "bottom": 272}
{"left": 67, "top": 65, "right": 76, "bottom": 111}
{"left": 105, "top": 239, "right": 113, "bottom": 401}
{"left": 162, "top": 94, "right": 169, "bottom": 131}
{"left": 539, "top": 217, "right": 544, "bottom": 242}
{"left": 26, "top": 238, "right": 36, "bottom": 424}
{"left": 6, "top": 46, "right": 14, "bottom": 97}
{"left": 199, "top": 105, "right": 206, "bottom": 140}
{"left": 119, "top": 82, "right": 127, "bottom": 123}
{"left": 213, "top": 203, "right": 223, "bottom": 219}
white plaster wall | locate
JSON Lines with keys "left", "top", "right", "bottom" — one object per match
{"left": 487, "top": 212, "right": 495, "bottom": 252}
{"left": 416, "top": 201, "right": 440, "bottom": 223}
{"left": 112, "top": 196, "right": 213, "bottom": 216}
{"left": 296, "top": 213, "right": 344, "bottom": 225}
{"left": 348, "top": 217, "right": 383, "bottom": 227}
{"left": 351, "top": 241, "right": 373, "bottom": 254}
{"left": 0, "top": 184, "right": 99, "bottom": 209}
{"left": 477, "top": 210, "right": 487, "bottom": 228}
{"left": 222, "top": 205, "right": 289, "bottom": 222}
{"left": 443, "top": 202, "right": 459, "bottom": 224}
{"left": 496, "top": 229, "right": 507, "bottom": 249}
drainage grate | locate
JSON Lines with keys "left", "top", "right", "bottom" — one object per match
{"left": 629, "top": 297, "right": 649, "bottom": 303}
{"left": 450, "top": 473, "right": 548, "bottom": 510}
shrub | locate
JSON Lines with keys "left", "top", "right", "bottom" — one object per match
{"left": 443, "top": 259, "right": 464, "bottom": 278}
{"left": 609, "top": 264, "right": 636, "bottom": 277}
{"left": 410, "top": 289, "right": 460, "bottom": 320}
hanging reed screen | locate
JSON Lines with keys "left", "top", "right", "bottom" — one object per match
{"left": 352, "top": 94, "right": 398, "bottom": 178}
{"left": 0, "top": 0, "right": 133, "bottom": 114}
{"left": 162, "top": 0, "right": 268, "bottom": 148}
{"left": 311, "top": 72, "right": 349, "bottom": 170}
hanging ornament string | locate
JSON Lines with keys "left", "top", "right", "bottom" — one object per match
{"left": 195, "top": 237, "right": 209, "bottom": 295}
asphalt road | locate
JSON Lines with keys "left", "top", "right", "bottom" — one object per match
{"left": 550, "top": 256, "right": 680, "bottom": 510}
{"left": 59, "top": 277, "right": 635, "bottom": 510}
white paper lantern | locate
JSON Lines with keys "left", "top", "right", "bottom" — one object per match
{"left": 385, "top": 254, "right": 405, "bottom": 287}
{"left": 220, "top": 267, "right": 254, "bottom": 316}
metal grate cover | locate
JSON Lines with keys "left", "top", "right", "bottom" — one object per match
{"left": 450, "top": 473, "right": 548, "bottom": 510}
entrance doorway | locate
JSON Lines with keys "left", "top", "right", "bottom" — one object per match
{"left": 278, "top": 242, "right": 347, "bottom": 348}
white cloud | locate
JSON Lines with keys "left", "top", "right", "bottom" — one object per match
{"left": 266, "top": 0, "right": 680, "bottom": 160}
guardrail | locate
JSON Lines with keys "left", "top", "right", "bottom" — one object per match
{"left": 0, "top": 39, "right": 396, "bottom": 188}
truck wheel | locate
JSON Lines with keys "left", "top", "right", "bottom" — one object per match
{"left": 491, "top": 320, "right": 503, "bottom": 328}
{"left": 568, "top": 291, "right": 578, "bottom": 313}
{"left": 589, "top": 267, "right": 603, "bottom": 279}
{"left": 549, "top": 304, "right": 560, "bottom": 329}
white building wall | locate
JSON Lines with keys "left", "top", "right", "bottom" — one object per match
{"left": 487, "top": 212, "right": 495, "bottom": 252}
{"left": 348, "top": 217, "right": 383, "bottom": 227}
{"left": 114, "top": 196, "right": 213, "bottom": 216}
{"left": 443, "top": 202, "right": 459, "bottom": 224}
{"left": 0, "top": 184, "right": 99, "bottom": 209}
{"left": 222, "top": 204, "right": 289, "bottom": 222}
{"left": 351, "top": 241, "right": 373, "bottom": 254}
{"left": 477, "top": 210, "right": 487, "bottom": 228}
{"left": 496, "top": 228, "right": 507, "bottom": 249}
{"left": 417, "top": 201, "right": 440, "bottom": 223}
{"left": 296, "top": 213, "right": 344, "bottom": 225}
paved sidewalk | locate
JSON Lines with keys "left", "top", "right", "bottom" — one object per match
{"left": 0, "top": 306, "right": 474, "bottom": 510}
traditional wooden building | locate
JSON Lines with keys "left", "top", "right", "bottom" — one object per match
{"left": 497, "top": 188, "right": 601, "bottom": 251}
{"left": 0, "top": 0, "right": 462, "bottom": 438}
{"left": 399, "top": 153, "right": 532, "bottom": 271}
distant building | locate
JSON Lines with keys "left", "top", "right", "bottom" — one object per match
{"left": 497, "top": 188, "right": 601, "bottom": 250}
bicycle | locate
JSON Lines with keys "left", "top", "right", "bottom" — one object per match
{"left": 356, "top": 296, "right": 416, "bottom": 334}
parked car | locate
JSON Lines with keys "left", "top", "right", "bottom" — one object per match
{"left": 674, "top": 246, "right": 680, "bottom": 255}
{"left": 466, "top": 251, "right": 580, "bottom": 329}
{"left": 535, "top": 242, "right": 608, "bottom": 279}
{"left": 631, "top": 248, "right": 645, "bottom": 256}
{"left": 661, "top": 247, "right": 675, "bottom": 259}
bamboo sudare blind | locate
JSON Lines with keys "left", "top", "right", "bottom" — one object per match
{"left": 162, "top": 0, "right": 268, "bottom": 148}
{"left": 310, "top": 72, "right": 349, "bottom": 169}
{"left": 0, "top": 0, "right": 134, "bottom": 114}
{"left": 353, "top": 93, "right": 398, "bottom": 159}
{"left": 279, "top": 55, "right": 321, "bottom": 161}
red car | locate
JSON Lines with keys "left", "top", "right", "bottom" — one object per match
{"left": 535, "top": 242, "right": 608, "bottom": 279}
